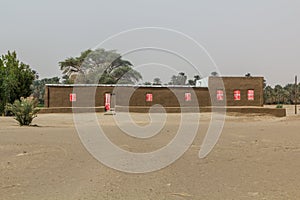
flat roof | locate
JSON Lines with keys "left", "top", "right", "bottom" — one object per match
{"left": 45, "top": 84, "right": 203, "bottom": 88}
{"left": 45, "top": 76, "right": 263, "bottom": 88}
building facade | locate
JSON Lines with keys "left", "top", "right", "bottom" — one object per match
{"left": 44, "top": 76, "right": 264, "bottom": 110}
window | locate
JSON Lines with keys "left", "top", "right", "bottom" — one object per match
{"left": 69, "top": 93, "right": 76, "bottom": 102}
{"left": 217, "top": 90, "right": 224, "bottom": 101}
{"left": 185, "top": 93, "right": 191, "bottom": 101}
{"left": 233, "top": 90, "right": 241, "bottom": 101}
{"left": 146, "top": 93, "right": 153, "bottom": 102}
{"left": 248, "top": 90, "right": 254, "bottom": 100}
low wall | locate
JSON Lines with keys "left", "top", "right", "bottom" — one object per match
{"left": 38, "top": 106, "right": 286, "bottom": 117}
{"left": 39, "top": 107, "right": 103, "bottom": 114}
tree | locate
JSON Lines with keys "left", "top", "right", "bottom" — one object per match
{"left": 59, "top": 49, "right": 142, "bottom": 84}
{"left": 169, "top": 72, "right": 187, "bottom": 85}
{"left": 263, "top": 82, "right": 300, "bottom": 105}
{"left": 153, "top": 77, "right": 162, "bottom": 85}
{"left": 284, "top": 84, "right": 295, "bottom": 104}
{"left": 62, "top": 75, "right": 73, "bottom": 84}
{"left": 143, "top": 82, "right": 152, "bottom": 85}
{"left": 274, "top": 85, "right": 284, "bottom": 104}
{"left": 32, "top": 77, "right": 60, "bottom": 105}
{"left": 261, "top": 79, "right": 300, "bottom": 105}
{"left": 0, "top": 51, "right": 36, "bottom": 115}
{"left": 264, "top": 85, "right": 275, "bottom": 104}
{"left": 211, "top": 71, "right": 219, "bottom": 77}
{"left": 59, "top": 49, "right": 93, "bottom": 77}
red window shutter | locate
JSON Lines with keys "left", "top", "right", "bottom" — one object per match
{"left": 217, "top": 90, "right": 224, "bottom": 101}
{"left": 248, "top": 90, "right": 254, "bottom": 100}
{"left": 146, "top": 93, "right": 153, "bottom": 102}
{"left": 234, "top": 90, "right": 241, "bottom": 101}
{"left": 185, "top": 93, "right": 191, "bottom": 101}
{"left": 70, "top": 93, "right": 76, "bottom": 102}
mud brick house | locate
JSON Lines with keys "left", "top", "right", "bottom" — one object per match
{"left": 44, "top": 77, "right": 264, "bottom": 111}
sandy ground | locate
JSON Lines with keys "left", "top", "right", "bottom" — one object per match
{"left": 0, "top": 106, "right": 300, "bottom": 200}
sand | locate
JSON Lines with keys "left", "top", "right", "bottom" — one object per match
{"left": 0, "top": 106, "right": 300, "bottom": 200}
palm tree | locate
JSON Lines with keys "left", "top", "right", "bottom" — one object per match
{"left": 59, "top": 49, "right": 142, "bottom": 84}
{"left": 274, "top": 85, "right": 284, "bottom": 104}
{"left": 59, "top": 50, "right": 92, "bottom": 77}
{"left": 264, "top": 86, "right": 274, "bottom": 104}
{"left": 284, "top": 84, "right": 294, "bottom": 104}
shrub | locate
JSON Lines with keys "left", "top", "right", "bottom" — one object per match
{"left": 5, "top": 97, "right": 40, "bottom": 126}
{"left": 276, "top": 104, "right": 283, "bottom": 109}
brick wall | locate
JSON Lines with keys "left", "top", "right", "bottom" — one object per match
{"left": 209, "top": 77, "right": 264, "bottom": 106}
{"left": 44, "top": 77, "right": 264, "bottom": 108}
{"left": 45, "top": 85, "right": 210, "bottom": 108}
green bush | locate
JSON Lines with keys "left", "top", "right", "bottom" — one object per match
{"left": 5, "top": 97, "right": 40, "bottom": 126}
{"left": 276, "top": 104, "right": 283, "bottom": 109}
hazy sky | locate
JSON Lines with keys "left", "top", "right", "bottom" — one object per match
{"left": 1, "top": 0, "right": 299, "bottom": 86}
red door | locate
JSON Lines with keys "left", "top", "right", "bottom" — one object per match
{"left": 104, "top": 93, "right": 111, "bottom": 111}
